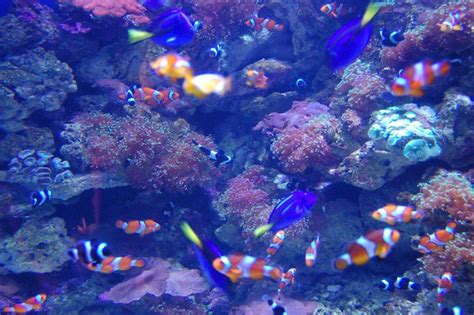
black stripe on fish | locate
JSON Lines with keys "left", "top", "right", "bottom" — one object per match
{"left": 268, "top": 299, "right": 287, "bottom": 315}
{"left": 30, "top": 188, "right": 51, "bottom": 208}
{"left": 126, "top": 84, "right": 141, "bottom": 106}
{"left": 68, "top": 240, "right": 111, "bottom": 265}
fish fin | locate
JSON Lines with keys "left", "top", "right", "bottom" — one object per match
{"left": 128, "top": 29, "right": 154, "bottom": 44}
{"left": 180, "top": 221, "right": 203, "bottom": 249}
{"left": 254, "top": 224, "right": 273, "bottom": 238}
{"left": 361, "top": 3, "right": 381, "bottom": 27}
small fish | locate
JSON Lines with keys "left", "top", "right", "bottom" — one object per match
{"left": 418, "top": 221, "right": 456, "bottom": 254}
{"left": 183, "top": 74, "right": 232, "bottom": 99}
{"left": 305, "top": 233, "right": 321, "bottom": 267}
{"left": 438, "top": 13, "right": 464, "bottom": 33}
{"left": 266, "top": 230, "right": 285, "bottom": 259}
{"left": 379, "top": 28, "right": 405, "bottom": 47}
{"left": 121, "top": 84, "right": 180, "bottom": 107}
{"left": 436, "top": 272, "right": 454, "bottom": 307}
{"left": 440, "top": 306, "right": 463, "bottom": 315}
{"left": 150, "top": 53, "right": 194, "bottom": 83}
{"left": 246, "top": 69, "right": 269, "bottom": 89}
{"left": 273, "top": 174, "right": 290, "bottom": 189}
{"left": 372, "top": 204, "right": 424, "bottom": 225}
{"left": 87, "top": 255, "right": 145, "bottom": 273}
{"left": 193, "top": 20, "right": 203, "bottom": 31}
{"left": 245, "top": 17, "right": 284, "bottom": 32}
{"left": 325, "top": 3, "right": 381, "bottom": 70}
{"left": 128, "top": 8, "right": 194, "bottom": 48}
{"left": 254, "top": 190, "right": 317, "bottom": 238}
{"left": 295, "top": 78, "right": 307, "bottom": 89}
{"left": 115, "top": 219, "right": 161, "bottom": 237}
{"left": 192, "top": 139, "right": 232, "bottom": 167}
{"left": 268, "top": 298, "right": 288, "bottom": 315}
{"left": 212, "top": 253, "right": 282, "bottom": 283}
{"left": 68, "top": 240, "right": 111, "bottom": 265}
{"left": 378, "top": 276, "right": 421, "bottom": 292}
{"left": 180, "top": 222, "right": 231, "bottom": 291}
{"left": 31, "top": 188, "right": 51, "bottom": 208}
{"left": 320, "top": 2, "right": 338, "bottom": 18}
{"left": 333, "top": 228, "right": 400, "bottom": 270}
{"left": 278, "top": 267, "right": 296, "bottom": 293}
{"left": 2, "top": 294, "right": 47, "bottom": 314}
{"left": 209, "top": 44, "right": 223, "bottom": 59}
{"left": 391, "top": 59, "right": 452, "bottom": 97}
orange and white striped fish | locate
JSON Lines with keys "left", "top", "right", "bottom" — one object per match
{"left": 333, "top": 228, "right": 400, "bottom": 270}
{"left": 418, "top": 221, "right": 456, "bottom": 254}
{"left": 391, "top": 59, "right": 452, "bottom": 97}
{"left": 150, "top": 53, "right": 194, "bottom": 83}
{"left": 266, "top": 230, "right": 285, "bottom": 259}
{"left": 87, "top": 255, "right": 145, "bottom": 274}
{"left": 246, "top": 69, "right": 269, "bottom": 89}
{"left": 2, "top": 294, "right": 47, "bottom": 314}
{"left": 119, "top": 85, "right": 180, "bottom": 107}
{"left": 115, "top": 219, "right": 161, "bottom": 237}
{"left": 436, "top": 272, "right": 454, "bottom": 306}
{"left": 245, "top": 17, "right": 284, "bottom": 32}
{"left": 212, "top": 253, "right": 282, "bottom": 283}
{"left": 305, "top": 233, "right": 321, "bottom": 267}
{"left": 278, "top": 267, "right": 296, "bottom": 293}
{"left": 372, "top": 204, "right": 424, "bottom": 225}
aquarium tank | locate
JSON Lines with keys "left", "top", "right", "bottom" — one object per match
{"left": 0, "top": 0, "right": 473, "bottom": 314}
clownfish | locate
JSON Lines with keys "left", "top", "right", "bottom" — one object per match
{"left": 209, "top": 44, "right": 223, "bottom": 59}
{"left": 268, "top": 298, "right": 288, "bottom": 315}
{"left": 320, "top": 2, "right": 355, "bottom": 19}
{"left": 320, "top": 2, "right": 338, "bottom": 18}
{"left": 378, "top": 276, "right": 421, "bottom": 292}
{"left": 418, "top": 221, "right": 456, "bottom": 254}
{"left": 379, "top": 28, "right": 405, "bottom": 47}
{"left": 246, "top": 69, "right": 269, "bottom": 89}
{"left": 391, "top": 59, "right": 452, "bottom": 97}
{"left": 266, "top": 230, "right": 285, "bottom": 259}
{"left": 333, "top": 228, "right": 400, "bottom": 270}
{"left": 212, "top": 253, "right": 282, "bottom": 283}
{"left": 150, "top": 53, "right": 193, "bottom": 83}
{"left": 87, "top": 255, "right": 145, "bottom": 274}
{"left": 2, "top": 294, "right": 47, "bottom": 314}
{"left": 31, "top": 188, "right": 51, "bottom": 208}
{"left": 183, "top": 74, "right": 232, "bottom": 99}
{"left": 120, "top": 84, "right": 180, "bottom": 107}
{"left": 245, "top": 17, "right": 284, "bottom": 32}
{"left": 295, "top": 78, "right": 307, "bottom": 89}
{"left": 305, "top": 233, "right": 321, "bottom": 267}
{"left": 372, "top": 204, "right": 424, "bottom": 225}
{"left": 115, "top": 219, "right": 161, "bottom": 237}
{"left": 68, "top": 240, "right": 111, "bottom": 265}
{"left": 438, "top": 13, "right": 464, "bottom": 33}
{"left": 192, "top": 139, "right": 232, "bottom": 167}
{"left": 436, "top": 272, "right": 454, "bottom": 307}
{"left": 278, "top": 267, "right": 296, "bottom": 293}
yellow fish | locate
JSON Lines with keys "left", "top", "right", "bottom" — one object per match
{"left": 150, "top": 53, "right": 193, "bottom": 83}
{"left": 183, "top": 74, "right": 232, "bottom": 99}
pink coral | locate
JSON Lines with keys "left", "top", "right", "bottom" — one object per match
{"left": 412, "top": 169, "right": 474, "bottom": 223}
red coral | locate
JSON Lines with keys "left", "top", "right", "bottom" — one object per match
{"left": 413, "top": 169, "right": 474, "bottom": 224}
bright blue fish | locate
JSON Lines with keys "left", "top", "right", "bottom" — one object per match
{"left": 0, "top": 0, "right": 13, "bottom": 17}
{"left": 254, "top": 190, "right": 317, "bottom": 237}
{"left": 325, "top": 3, "right": 380, "bottom": 70}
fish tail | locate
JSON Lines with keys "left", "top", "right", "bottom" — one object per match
{"left": 115, "top": 220, "right": 124, "bottom": 229}
{"left": 128, "top": 29, "right": 154, "bottom": 44}
{"left": 361, "top": 3, "right": 381, "bottom": 27}
{"left": 180, "top": 221, "right": 203, "bottom": 249}
{"left": 134, "top": 259, "right": 145, "bottom": 268}
{"left": 254, "top": 224, "right": 273, "bottom": 238}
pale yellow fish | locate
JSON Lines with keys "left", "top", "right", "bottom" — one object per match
{"left": 183, "top": 74, "right": 232, "bottom": 99}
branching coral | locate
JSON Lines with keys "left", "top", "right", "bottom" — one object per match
{"left": 61, "top": 111, "right": 219, "bottom": 193}
{"left": 412, "top": 169, "right": 474, "bottom": 223}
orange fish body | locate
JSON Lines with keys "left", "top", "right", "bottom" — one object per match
{"left": 392, "top": 59, "right": 451, "bottom": 97}
{"left": 438, "top": 13, "right": 464, "bottom": 32}
{"left": 87, "top": 255, "right": 145, "bottom": 273}
{"left": 305, "top": 233, "right": 320, "bottom": 267}
{"left": 436, "top": 272, "right": 454, "bottom": 305}
{"left": 150, "top": 53, "right": 193, "bottom": 82}
{"left": 320, "top": 2, "right": 338, "bottom": 18}
{"left": 116, "top": 219, "right": 161, "bottom": 237}
{"left": 246, "top": 69, "right": 269, "bottom": 89}
{"left": 278, "top": 268, "right": 296, "bottom": 292}
{"left": 121, "top": 86, "right": 180, "bottom": 107}
{"left": 245, "top": 17, "right": 284, "bottom": 31}
{"left": 372, "top": 204, "right": 424, "bottom": 225}
{"left": 266, "top": 230, "right": 285, "bottom": 258}
{"left": 418, "top": 222, "right": 456, "bottom": 254}
{"left": 2, "top": 294, "right": 47, "bottom": 313}
{"left": 333, "top": 228, "right": 400, "bottom": 270}
{"left": 212, "top": 253, "right": 282, "bottom": 283}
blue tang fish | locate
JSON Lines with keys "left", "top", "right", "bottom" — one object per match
{"left": 254, "top": 190, "right": 317, "bottom": 237}
{"left": 325, "top": 3, "right": 380, "bottom": 70}
{"left": 181, "top": 222, "right": 231, "bottom": 292}
{"left": 128, "top": 8, "right": 195, "bottom": 48}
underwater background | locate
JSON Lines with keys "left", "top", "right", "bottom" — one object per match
{"left": 0, "top": 0, "right": 473, "bottom": 314}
